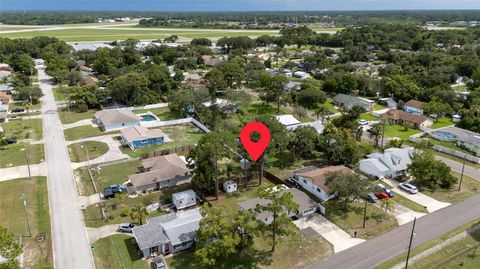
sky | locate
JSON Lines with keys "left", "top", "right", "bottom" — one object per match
{"left": 2, "top": 0, "right": 480, "bottom": 11}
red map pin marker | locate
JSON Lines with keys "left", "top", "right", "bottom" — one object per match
{"left": 240, "top": 122, "right": 271, "bottom": 162}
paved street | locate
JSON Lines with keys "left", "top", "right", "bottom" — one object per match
{"left": 435, "top": 155, "right": 480, "bottom": 181}
{"left": 37, "top": 62, "right": 95, "bottom": 269}
{"left": 307, "top": 194, "right": 480, "bottom": 269}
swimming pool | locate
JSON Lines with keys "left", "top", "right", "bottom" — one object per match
{"left": 432, "top": 131, "right": 456, "bottom": 141}
{"left": 140, "top": 114, "right": 157, "bottom": 122}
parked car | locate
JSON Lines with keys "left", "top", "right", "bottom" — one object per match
{"left": 327, "top": 111, "right": 335, "bottom": 115}
{"left": 118, "top": 223, "right": 136, "bottom": 233}
{"left": 371, "top": 120, "right": 381, "bottom": 124}
{"left": 375, "top": 192, "right": 389, "bottom": 200}
{"left": 358, "top": 119, "right": 368, "bottom": 125}
{"left": 376, "top": 183, "right": 395, "bottom": 197}
{"left": 8, "top": 116, "right": 21, "bottom": 121}
{"left": 399, "top": 182, "right": 418, "bottom": 194}
{"left": 102, "top": 188, "right": 115, "bottom": 199}
{"left": 367, "top": 193, "right": 379, "bottom": 203}
{"left": 107, "top": 184, "right": 125, "bottom": 194}
{"left": 151, "top": 257, "right": 168, "bottom": 269}
{"left": 11, "top": 108, "right": 25, "bottom": 113}
{"left": 5, "top": 138, "right": 17, "bottom": 144}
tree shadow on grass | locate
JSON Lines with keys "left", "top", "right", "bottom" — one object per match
{"left": 124, "top": 236, "right": 144, "bottom": 263}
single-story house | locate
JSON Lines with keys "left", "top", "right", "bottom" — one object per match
{"left": 287, "top": 121, "right": 324, "bottom": 135}
{"left": 182, "top": 73, "right": 206, "bottom": 89}
{"left": 379, "top": 97, "right": 398, "bottom": 108}
{"left": 173, "top": 189, "right": 197, "bottom": 210}
{"left": 275, "top": 114, "right": 301, "bottom": 127}
{"left": 359, "top": 147, "right": 414, "bottom": 179}
{"left": 202, "top": 98, "right": 238, "bottom": 114}
{"left": 94, "top": 109, "right": 141, "bottom": 131}
{"left": 121, "top": 126, "right": 165, "bottom": 149}
{"left": 383, "top": 109, "right": 432, "bottom": 129}
{"left": 0, "top": 83, "right": 13, "bottom": 92}
{"left": 68, "top": 41, "right": 114, "bottom": 52}
{"left": 223, "top": 180, "right": 237, "bottom": 193}
{"left": 404, "top": 99, "right": 425, "bottom": 115}
{"left": 293, "top": 71, "right": 311, "bottom": 79}
{"left": 333, "top": 94, "right": 375, "bottom": 111}
{"left": 0, "top": 63, "right": 12, "bottom": 72}
{"left": 238, "top": 187, "right": 318, "bottom": 224}
{"left": 126, "top": 153, "right": 190, "bottom": 195}
{"left": 292, "top": 165, "right": 354, "bottom": 202}
{"left": 201, "top": 55, "right": 222, "bottom": 67}
{"left": 0, "top": 104, "right": 8, "bottom": 123}
{"left": 133, "top": 207, "right": 202, "bottom": 258}
{"left": 0, "top": 92, "right": 12, "bottom": 104}
{"left": 284, "top": 81, "right": 302, "bottom": 92}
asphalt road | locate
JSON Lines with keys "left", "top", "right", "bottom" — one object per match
{"left": 307, "top": 194, "right": 480, "bottom": 269}
{"left": 435, "top": 155, "right": 480, "bottom": 181}
{"left": 38, "top": 62, "right": 95, "bottom": 269}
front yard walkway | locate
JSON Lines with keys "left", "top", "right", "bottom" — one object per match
{"left": 294, "top": 214, "right": 365, "bottom": 253}
{"left": 86, "top": 224, "right": 129, "bottom": 244}
{"left": 68, "top": 134, "right": 131, "bottom": 169}
{"left": 383, "top": 179, "right": 451, "bottom": 213}
{"left": 62, "top": 119, "right": 95, "bottom": 130}
{"left": 79, "top": 193, "right": 101, "bottom": 208}
{"left": 0, "top": 162, "right": 47, "bottom": 182}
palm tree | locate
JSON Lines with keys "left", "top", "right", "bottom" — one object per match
{"left": 315, "top": 105, "right": 329, "bottom": 123}
{"left": 129, "top": 205, "right": 148, "bottom": 225}
{"left": 380, "top": 199, "right": 395, "bottom": 219}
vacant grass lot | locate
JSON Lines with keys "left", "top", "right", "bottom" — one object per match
{"left": 92, "top": 234, "right": 149, "bottom": 269}
{"left": 0, "top": 119, "right": 43, "bottom": 140}
{"left": 431, "top": 117, "right": 454, "bottom": 129}
{"left": 68, "top": 141, "right": 109, "bottom": 163}
{"left": 75, "top": 160, "right": 141, "bottom": 196}
{"left": 64, "top": 125, "right": 117, "bottom": 141}
{"left": 59, "top": 108, "right": 95, "bottom": 124}
{"left": 0, "top": 143, "right": 45, "bottom": 168}
{"left": 422, "top": 172, "right": 480, "bottom": 203}
{"left": 326, "top": 201, "right": 398, "bottom": 240}
{"left": 121, "top": 124, "right": 204, "bottom": 158}
{"left": 383, "top": 124, "right": 422, "bottom": 140}
{"left": 0, "top": 177, "right": 52, "bottom": 268}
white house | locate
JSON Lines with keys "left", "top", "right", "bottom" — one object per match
{"left": 223, "top": 180, "right": 237, "bottom": 193}
{"left": 275, "top": 114, "right": 301, "bottom": 127}
{"left": 292, "top": 165, "right": 354, "bottom": 202}
{"left": 359, "top": 147, "right": 414, "bottom": 179}
{"left": 404, "top": 99, "right": 425, "bottom": 115}
{"left": 172, "top": 189, "right": 196, "bottom": 210}
{"left": 287, "top": 121, "right": 324, "bottom": 135}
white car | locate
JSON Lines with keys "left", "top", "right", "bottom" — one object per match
{"left": 399, "top": 182, "right": 418, "bottom": 194}
{"left": 358, "top": 119, "right": 368, "bottom": 125}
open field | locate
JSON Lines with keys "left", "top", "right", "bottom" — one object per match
{"left": 59, "top": 108, "right": 95, "bottom": 124}
{"left": 0, "top": 177, "right": 52, "bottom": 268}
{"left": 64, "top": 125, "right": 118, "bottom": 141}
{"left": 0, "top": 143, "right": 45, "bottom": 168}
{"left": 0, "top": 119, "right": 43, "bottom": 141}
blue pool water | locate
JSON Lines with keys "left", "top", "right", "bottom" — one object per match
{"left": 433, "top": 131, "right": 455, "bottom": 139}
{"left": 141, "top": 114, "right": 157, "bottom": 121}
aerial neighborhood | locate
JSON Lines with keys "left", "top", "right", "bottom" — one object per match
{"left": 1, "top": 6, "right": 480, "bottom": 269}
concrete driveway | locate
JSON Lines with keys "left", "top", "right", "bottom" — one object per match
{"left": 294, "top": 214, "right": 365, "bottom": 253}
{"left": 87, "top": 224, "right": 129, "bottom": 244}
{"left": 383, "top": 179, "right": 450, "bottom": 213}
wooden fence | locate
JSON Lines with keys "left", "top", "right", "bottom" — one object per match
{"left": 140, "top": 145, "right": 196, "bottom": 160}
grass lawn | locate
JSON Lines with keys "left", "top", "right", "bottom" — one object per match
{"left": 75, "top": 160, "right": 141, "bottom": 196}
{"left": 64, "top": 125, "right": 115, "bottom": 141}
{"left": 84, "top": 184, "right": 192, "bottom": 227}
{"left": 422, "top": 172, "right": 480, "bottom": 203}
{"left": 59, "top": 108, "right": 95, "bottom": 125}
{"left": 9, "top": 102, "right": 41, "bottom": 111}
{"left": 68, "top": 141, "right": 109, "bottom": 163}
{"left": 92, "top": 234, "right": 149, "bottom": 269}
{"left": 0, "top": 143, "right": 45, "bottom": 168}
{"left": 427, "top": 138, "right": 472, "bottom": 155}
{"left": 373, "top": 104, "right": 385, "bottom": 111}
{"left": 383, "top": 124, "right": 422, "bottom": 140}
{"left": 375, "top": 218, "right": 480, "bottom": 269}
{"left": 132, "top": 107, "right": 179, "bottom": 121}
{"left": 407, "top": 229, "right": 480, "bottom": 269}
{"left": 0, "top": 177, "right": 53, "bottom": 268}
{"left": 360, "top": 112, "right": 377, "bottom": 121}
{"left": 121, "top": 124, "right": 204, "bottom": 158}
{"left": 0, "top": 119, "right": 43, "bottom": 140}
{"left": 326, "top": 201, "right": 398, "bottom": 240}
{"left": 434, "top": 151, "right": 480, "bottom": 169}
{"left": 431, "top": 117, "right": 454, "bottom": 129}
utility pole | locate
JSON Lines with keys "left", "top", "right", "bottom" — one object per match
{"left": 380, "top": 118, "right": 386, "bottom": 148}
{"left": 20, "top": 194, "right": 31, "bottom": 237}
{"left": 23, "top": 146, "right": 32, "bottom": 180}
{"left": 405, "top": 217, "right": 417, "bottom": 269}
{"left": 458, "top": 153, "right": 467, "bottom": 191}
{"left": 362, "top": 198, "right": 368, "bottom": 228}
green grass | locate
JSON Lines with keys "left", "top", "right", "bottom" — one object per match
{"left": 92, "top": 234, "right": 149, "bottom": 269}
{"left": 0, "top": 143, "right": 45, "bottom": 168}
{"left": 59, "top": 108, "right": 95, "bottom": 124}
{"left": 64, "top": 125, "right": 114, "bottom": 141}
{"left": 0, "top": 119, "right": 43, "bottom": 140}
{"left": 383, "top": 124, "right": 422, "bottom": 140}
{"left": 0, "top": 177, "right": 53, "bottom": 268}
{"left": 375, "top": 218, "right": 480, "bottom": 269}
{"left": 75, "top": 160, "right": 141, "bottom": 196}
{"left": 9, "top": 102, "right": 41, "bottom": 111}
{"left": 132, "top": 107, "right": 179, "bottom": 121}
{"left": 360, "top": 113, "right": 377, "bottom": 121}
{"left": 373, "top": 104, "right": 385, "bottom": 111}
{"left": 427, "top": 138, "right": 474, "bottom": 155}
{"left": 422, "top": 172, "right": 480, "bottom": 203}
{"left": 325, "top": 201, "right": 398, "bottom": 240}
{"left": 407, "top": 229, "right": 480, "bottom": 269}
{"left": 431, "top": 117, "right": 454, "bottom": 129}
{"left": 84, "top": 184, "right": 192, "bottom": 227}
{"left": 68, "top": 141, "right": 109, "bottom": 163}
{"left": 2, "top": 28, "right": 278, "bottom": 42}
{"left": 434, "top": 151, "right": 480, "bottom": 169}
{"left": 121, "top": 124, "right": 204, "bottom": 158}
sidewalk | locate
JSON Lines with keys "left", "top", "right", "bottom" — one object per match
{"left": 62, "top": 119, "right": 95, "bottom": 130}
{"left": 0, "top": 162, "right": 47, "bottom": 182}
{"left": 374, "top": 201, "right": 426, "bottom": 226}
{"left": 294, "top": 214, "right": 365, "bottom": 253}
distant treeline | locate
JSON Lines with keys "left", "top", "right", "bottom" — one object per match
{"left": 2, "top": 10, "right": 480, "bottom": 26}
